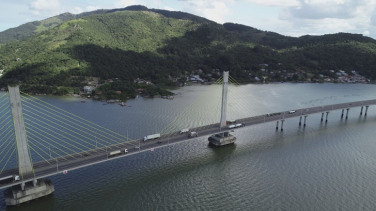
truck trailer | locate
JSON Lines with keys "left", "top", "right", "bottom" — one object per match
{"left": 108, "top": 149, "right": 128, "bottom": 156}
{"left": 179, "top": 128, "right": 190, "bottom": 133}
{"left": 144, "top": 133, "right": 161, "bottom": 141}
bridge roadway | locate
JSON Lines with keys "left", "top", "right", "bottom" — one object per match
{"left": 0, "top": 99, "right": 375, "bottom": 190}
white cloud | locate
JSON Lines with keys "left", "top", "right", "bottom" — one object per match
{"left": 273, "top": 0, "right": 376, "bottom": 37}
{"left": 29, "top": 0, "right": 60, "bottom": 12}
{"left": 71, "top": 7, "right": 83, "bottom": 14}
{"left": 86, "top": 6, "right": 102, "bottom": 12}
{"left": 245, "top": 0, "right": 300, "bottom": 7}
{"left": 164, "top": 6, "right": 176, "bottom": 11}
{"left": 180, "top": 0, "right": 233, "bottom": 23}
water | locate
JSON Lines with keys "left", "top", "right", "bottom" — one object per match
{"left": 1, "top": 83, "right": 376, "bottom": 211}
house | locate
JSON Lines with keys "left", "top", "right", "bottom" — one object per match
{"left": 190, "top": 75, "right": 204, "bottom": 83}
{"left": 84, "top": 86, "right": 92, "bottom": 92}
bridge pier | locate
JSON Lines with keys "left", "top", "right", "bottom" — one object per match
{"left": 325, "top": 112, "right": 329, "bottom": 123}
{"left": 303, "top": 116, "right": 307, "bottom": 127}
{"left": 365, "top": 106, "right": 369, "bottom": 116}
{"left": 346, "top": 108, "right": 350, "bottom": 119}
{"left": 299, "top": 116, "right": 302, "bottom": 126}
{"left": 360, "top": 106, "right": 364, "bottom": 115}
{"left": 4, "top": 179, "right": 54, "bottom": 206}
{"left": 321, "top": 113, "right": 324, "bottom": 122}
{"left": 281, "top": 120, "right": 285, "bottom": 131}
{"left": 276, "top": 121, "right": 279, "bottom": 130}
{"left": 341, "top": 109, "right": 344, "bottom": 118}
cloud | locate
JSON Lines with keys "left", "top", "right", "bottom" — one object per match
{"left": 244, "top": 0, "right": 300, "bottom": 7}
{"left": 275, "top": 0, "right": 376, "bottom": 37}
{"left": 71, "top": 7, "right": 83, "bottom": 14}
{"left": 282, "top": 0, "right": 376, "bottom": 20}
{"left": 180, "top": 0, "right": 233, "bottom": 23}
{"left": 29, "top": 0, "right": 60, "bottom": 12}
{"left": 86, "top": 6, "right": 102, "bottom": 12}
{"left": 164, "top": 6, "right": 176, "bottom": 11}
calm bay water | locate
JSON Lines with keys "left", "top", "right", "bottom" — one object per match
{"left": 1, "top": 83, "right": 376, "bottom": 211}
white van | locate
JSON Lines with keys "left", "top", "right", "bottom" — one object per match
{"left": 288, "top": 110, "right": 296, "bottom": 114}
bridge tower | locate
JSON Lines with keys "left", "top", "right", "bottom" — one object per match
{"left": 219, "top": 71, "right": 229, "bottom": 128}
{"left": 208, "top": 71, "right": 236, "bottom": 146}
{"left": 8, "top": 86, "right": 34, "bottom": 177}
{"left": 5, "top": 86, "right": 54, "bottom": 206}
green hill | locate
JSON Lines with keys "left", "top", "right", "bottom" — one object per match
{"left": 0, "top": 6, "right": 376, "bottom": 98}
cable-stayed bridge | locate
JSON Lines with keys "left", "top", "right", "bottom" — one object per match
{"left": 0, "top": 72, "right": 375, "bottom": 205}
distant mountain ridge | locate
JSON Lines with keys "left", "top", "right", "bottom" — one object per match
{"left": 0, "top": 5, "right": 213, "bottom": 43}
{"left": 0, "top": 5, "right": 376, "bottom": 97}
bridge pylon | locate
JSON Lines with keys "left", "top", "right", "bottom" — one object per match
{"left": 219, "top": 71, "right": 229, "bottom": 128}
{"left": 208, "top": 71, "right": 236, "bottom": 146}
{"left": 8, "top": 86, "right": 34, "bottom": 178}
{"left": 5, "top": 86, "right": 54, "bottom": 206}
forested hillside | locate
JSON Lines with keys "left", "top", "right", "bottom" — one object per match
{"left": 0, "top": 6, "right": 376, "bottom": 98}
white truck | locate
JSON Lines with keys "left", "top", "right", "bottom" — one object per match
{"left": 109, "top": 149, "right": 128, "bottom": 156}
{"left": 179, "top": 128, "right": 190, "bottom": 133}
{"left": 228, "top": 123, "right": 243, "bottom": 129}
{"left": 235, "top": 123, "right": 243, "bottom": 127}
{"left": 144, "top": 133, "right": 161, "bottom": 141}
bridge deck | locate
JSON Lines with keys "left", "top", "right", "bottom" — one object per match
{"left": 0, "top": 99, "right": 375, "bottom": 190}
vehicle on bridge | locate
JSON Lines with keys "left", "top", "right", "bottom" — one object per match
{"left": 109, "top": 149, "right": 128, "bottom": 156}
{"left": 188, "top": 132, "right": 198, "bottom": 138}
{"left": 288, "top": 110, "right": 296, "bottom": 114}
{"left": 228, "top": 123, "right": 243, "bottom": 129}
{"left": 179, "top": 128, "right": 190, "bottom": 133}
{"left": 144, "top": 133, "right": 161, "bottom": 141}
{"left": 226, "top": 120, "right": 236, "bottom": 124}
{"left": 0, "top": 175, "right": 20, "bottom": 185}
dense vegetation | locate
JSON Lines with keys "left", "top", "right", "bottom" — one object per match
{"left": 1, "top": 5, "right": 376, "bottom": 99}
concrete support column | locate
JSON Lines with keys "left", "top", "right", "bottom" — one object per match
{"left": 365, "top": 106, "right": 369, "bottom": 116}
{"left": 281, "top": 120, "right": 285, "bottom": 132}
{"left": 21, "top": 182, "right": 25, "bottom": 191}
{"left": 8, "top": 86, "right": 34, "bottom": 177}
{"left": 360, "top": 106, "right": 364, "bottom": 115}
{"left": 299, "top": 116, "right": 302, "bottom": 126}
{"left": 325, "top": 112, "right": 329, "bottom": 123}
{"left": 341, "top": 109, "right": 344, "bottom": 118}
{"left": 276, "top": 121, "right": 279, "bottom": 130}
{"left": 33, "top": 179, "right": 38, "bottom": 187}
{"left": 321, "top": 112, "right": 324, "bottom": 122}
{"left": 303, "top": 116, "right": 308, "bottom": 127}
{"left": 219, "top": 71, "right": 229, "bottom": 128}
{"left": 346, "top": 108, "right": 350, "bottom": 119}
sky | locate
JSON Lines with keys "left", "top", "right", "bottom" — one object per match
{"left": 2, "top": 0, "right": 376, "bottom": 39}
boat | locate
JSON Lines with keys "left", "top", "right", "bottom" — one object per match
{"left": 120, "top": 102, "right": 126, "bottom": 107}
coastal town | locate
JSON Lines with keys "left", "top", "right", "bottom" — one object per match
{"left": 78, "top": 64, "right": 371, "bottom": 103}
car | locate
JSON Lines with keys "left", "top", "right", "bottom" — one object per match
{"left": 134, "top": 146, "right": 140, "bottom": 149}
{"left": 157, "top": 141, "right": 162, "bottom": 144}
{"left": 288, "top": 110, "right": 296, "bottom": 114}
{"left": 83, "top": 153, "right": 89, "bottom": 157}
